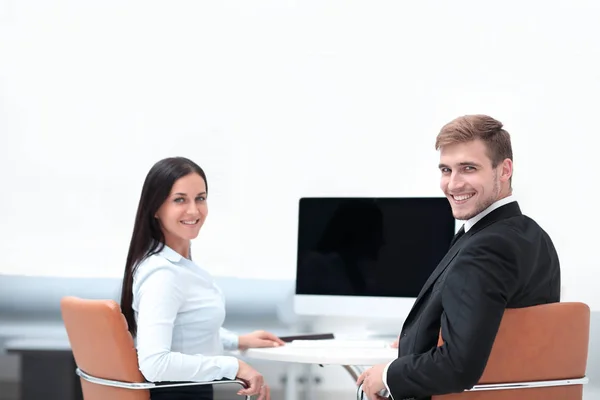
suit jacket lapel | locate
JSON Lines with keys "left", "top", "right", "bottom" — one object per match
{"left": 410, "top": 235, "right": 466, "bottom": 308}
{"left": 408, "top": 201, "right": 523, "bottom": 314}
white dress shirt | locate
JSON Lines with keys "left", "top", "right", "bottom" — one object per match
{"left": 132, "top": 244, "right": 240, "bottom": 383}
{"left": 463, "top": 194, "right": 515, "bottom": 232}
{"left": 381, "top": 194, "right": 516, "bottom": 398}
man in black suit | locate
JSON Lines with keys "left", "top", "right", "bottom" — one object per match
{"left": 357, "top": 114, "right": 560, "bottom": 400}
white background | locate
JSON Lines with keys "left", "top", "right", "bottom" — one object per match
{"left": 1, "top": 0, "right": 599, "bottom": 309}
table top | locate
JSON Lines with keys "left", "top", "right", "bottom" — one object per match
{"left": 240, "top": 344, "right": 398, "bottom": 366}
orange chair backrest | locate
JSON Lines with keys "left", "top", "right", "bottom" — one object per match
{"left": 60, "top": 296, "right": 149, "bottom": 400}
{"left": 433, "top": 302, "right": 590, "bottom": 400}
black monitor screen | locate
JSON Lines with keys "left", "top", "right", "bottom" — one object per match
{"left": 296, "top": 197, "right": 456, "bottom": 298}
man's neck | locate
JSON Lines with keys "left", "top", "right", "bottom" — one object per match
{"left": 464, "top": 193, "right": 516, "bottom": 232}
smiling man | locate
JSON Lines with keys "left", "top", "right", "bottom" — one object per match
{"left": 357, "top": 115, "right": 561, "bottom": 400}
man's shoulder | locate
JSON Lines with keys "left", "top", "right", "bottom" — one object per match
{"left": 468, "top": 217, "right": 520, "bottom": 240}
{"left": 464, "top": 213, "right": 554, "bottom": 257}
{"left": 476, "top": 212, "right": 547, "bottom": 237}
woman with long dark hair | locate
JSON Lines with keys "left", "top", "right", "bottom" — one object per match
{"left": 120, "top": 157, "right": 283, "bottom": 400}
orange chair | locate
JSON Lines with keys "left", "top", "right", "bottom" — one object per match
{"left": 432, "top": 302, "right": 590, "bottom": 400}
{"left": 60, "top": 296, "right": 250, "bottom": 400}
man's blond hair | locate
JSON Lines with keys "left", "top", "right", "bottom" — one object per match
{"left": 435, "top": 114, "right": 513, "bottom": 168}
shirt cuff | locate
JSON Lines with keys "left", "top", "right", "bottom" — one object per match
{"left": 217, "top": 355, "right": 240, "bottom": 380}
{"left": 382, "top": 360, "right": 394, "bottom": 397}
{"left": 229, "top": 335, "right": 239, "bottom": 350}
{"left": 220, "top": 328, "right": 240, "bottom": 351}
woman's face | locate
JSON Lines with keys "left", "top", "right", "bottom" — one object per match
{"left": 155, "top": 172, "right": 208, "bottom": 251}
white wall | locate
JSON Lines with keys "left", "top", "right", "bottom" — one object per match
{"left": 1, "top": 0, "right": 599, "bottom": 308}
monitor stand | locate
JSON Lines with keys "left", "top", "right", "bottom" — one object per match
{"left": 364, "top": 318, "right": 404, "bottom": 339}
{"left": 306, "top": 315, "right": 404, "bottom": 342}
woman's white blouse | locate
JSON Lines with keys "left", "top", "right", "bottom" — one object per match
{"left": 132, "top": 244, "right": 239, "bottom": 383}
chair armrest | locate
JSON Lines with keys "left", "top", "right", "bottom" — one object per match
{"left": 154, "top": 379, "right": 248, "bottom": 390}
{"left": 76, "top": 368, "right": 251, "bottom": 398}
{"left": 358, "top": 377, "right": 589, "bottom": 399}
{"left": 468, "top": 377, "right": 589, "bottom": 392}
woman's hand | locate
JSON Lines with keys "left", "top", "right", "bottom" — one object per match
{"left": 236, "top": 360, "right": 270, "bottom": 400}
{"left": 238, "top": 330, "right": 285, "bottom": 350}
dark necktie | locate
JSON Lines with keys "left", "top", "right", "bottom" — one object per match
{"left": 449, "top": 225, "right": 465, "bottom": 248}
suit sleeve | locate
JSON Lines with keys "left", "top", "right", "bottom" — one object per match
{"left": 386, "top": 232, "right": 520, "bottom": 399}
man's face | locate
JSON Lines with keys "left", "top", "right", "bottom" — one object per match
{"left": 439, "top": 139, "right": 511, "bottom": 220}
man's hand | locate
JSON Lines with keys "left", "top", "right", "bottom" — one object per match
{"left": 390, "top": 337, "right": 399, "bottom": 348}
{"left": 357, "top": 363, "right": 388, "bottom": 400}
{"left": 238, "top": 330, "right": 285, "bottom": 350}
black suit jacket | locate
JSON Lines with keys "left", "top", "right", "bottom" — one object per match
{"left": 386, "top": 201, "right": 560, "bottom": 400}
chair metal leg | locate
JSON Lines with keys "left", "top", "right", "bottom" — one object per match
{"left": 342, "top": 365, "right": 364, "bottom": 381}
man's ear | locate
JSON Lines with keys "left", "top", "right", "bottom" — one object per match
{"left": 500, "top": 158, "right": 513, "bottom": 183}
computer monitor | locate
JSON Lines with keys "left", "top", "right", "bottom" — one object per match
{"left": 294, "top": 197, "right": 457, "bottom": 321}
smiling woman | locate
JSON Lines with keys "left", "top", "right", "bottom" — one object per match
{"left": 119, "top": 156, "right": 210, "bottom": 332}
{"left": 117, "top": 157, "right": 282, "bottom": 400}
{"left": 154, "top": 172, "right": 208, "bottom": 258}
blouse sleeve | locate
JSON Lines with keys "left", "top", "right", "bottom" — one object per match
{"left": 219, "top": 327, "right": 240, "bottom": 351}
{"left": 135, "top": 267, "right": 240, "bottom": 382}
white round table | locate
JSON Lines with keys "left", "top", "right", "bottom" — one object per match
{"left": 240, "top": 344, "right": 397, "bottom": 400}
{"left": 242, "top": 344, "right": 397, "bottom": 366}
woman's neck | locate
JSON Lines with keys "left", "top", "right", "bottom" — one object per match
{"left": 164, "top": 238, "right": 191, "bottom": 259}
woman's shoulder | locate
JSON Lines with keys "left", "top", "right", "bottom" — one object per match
{"left": 133, "top": 252, "right": 179, "bottom": 288}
